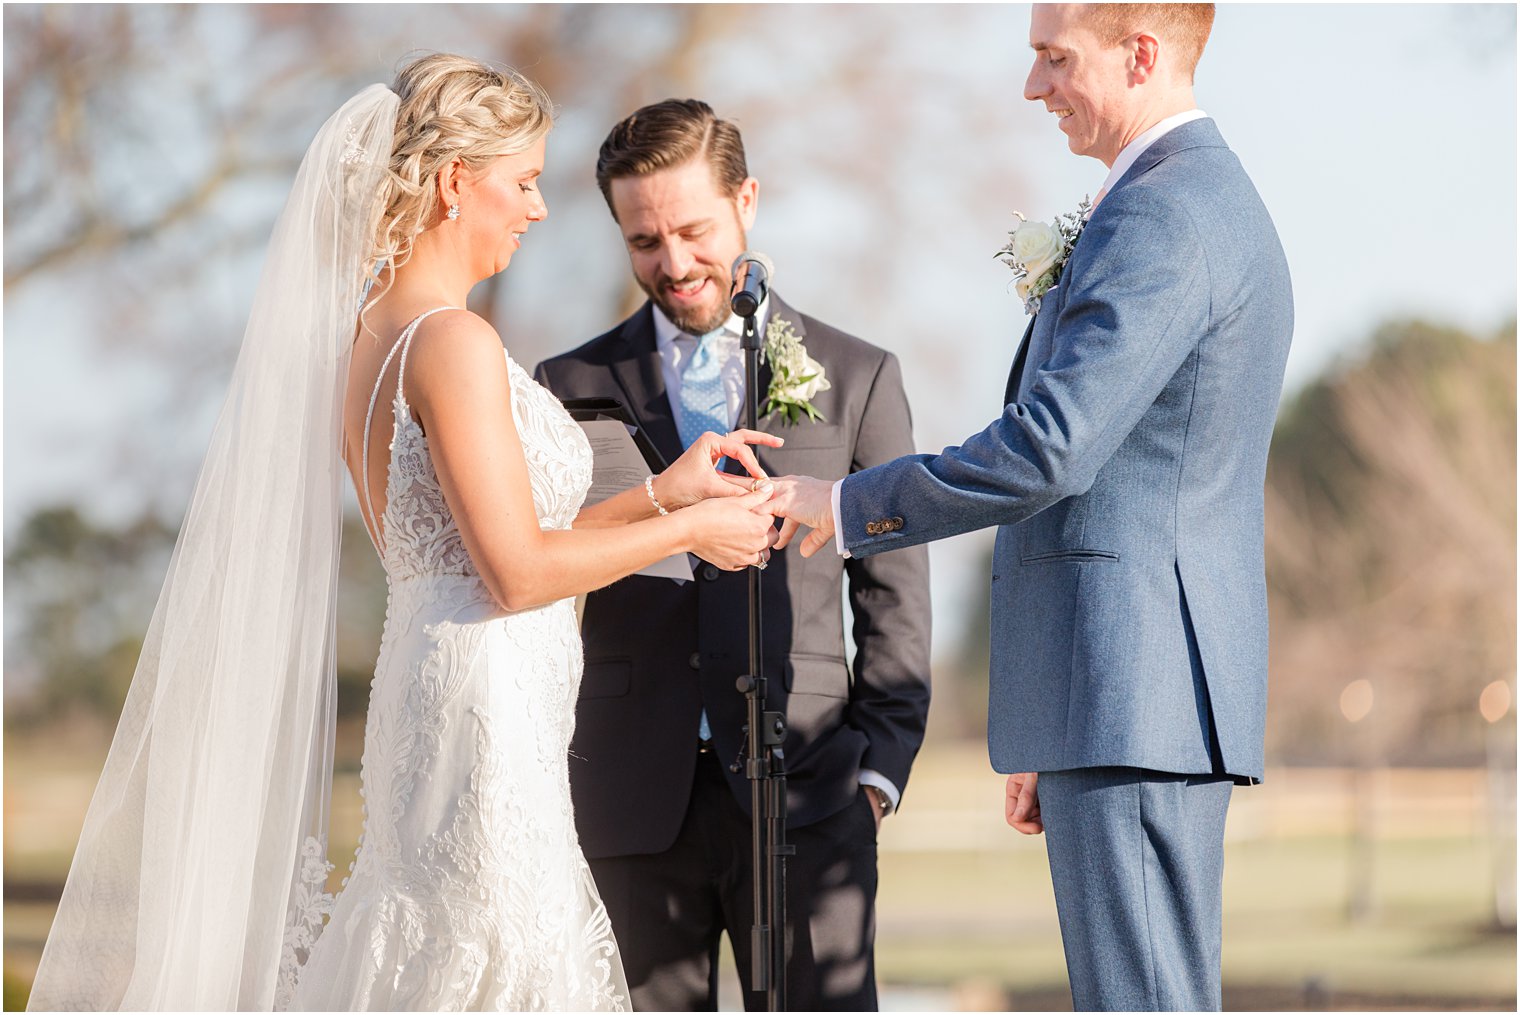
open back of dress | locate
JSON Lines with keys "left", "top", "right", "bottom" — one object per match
{"left": 288, "top": 310, "right": 627, "bottom": 1011}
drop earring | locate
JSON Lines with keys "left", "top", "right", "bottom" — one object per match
{"left": 447, "top": 204, "right": 461, "bottom": 221}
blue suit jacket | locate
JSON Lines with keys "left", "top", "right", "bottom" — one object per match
{"left": 840, "top": 119, "right": 1291, "bottom": 780}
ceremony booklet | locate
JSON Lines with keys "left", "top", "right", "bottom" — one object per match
{"left": 563, "top": 398, "right": 693, "bottom": 582}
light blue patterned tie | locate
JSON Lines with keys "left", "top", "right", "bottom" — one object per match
{"left": 677, "top": 328, "right": 729, "bottom": 744}
{"left": 676, "top": 328, "right": 731, "bottom": 450}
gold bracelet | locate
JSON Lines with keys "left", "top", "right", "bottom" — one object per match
{"left": 644, "top": 474, "right": 669, "bottom": 516}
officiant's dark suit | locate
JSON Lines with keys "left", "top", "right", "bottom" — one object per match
{"left": 535, "top": 98, "right": 930, "bottom": 1012}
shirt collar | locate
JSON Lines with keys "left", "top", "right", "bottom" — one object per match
{"left": 652, "top": 298, "right": 770, "bottom": 351}
{"left": 1097, "top": 109, "right": 1207, "bottom": 200}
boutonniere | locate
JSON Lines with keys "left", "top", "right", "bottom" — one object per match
{"left": 761, "top": 318, "right": 830, "bottom": 424}
{"left": 995, "top": 196, "right": 1092, "bottom": 315}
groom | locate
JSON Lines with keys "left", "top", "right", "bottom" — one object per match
{"left": 536, "top": 99, "right": 931, "bottom": 1010}
{"left": 770, "top": 4, "right": 1291, "bottom": 1010}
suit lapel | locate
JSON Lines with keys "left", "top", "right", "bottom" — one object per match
{"left": 610, "top": 305, "right": 685, "bottom": 466}
{"left": 715, "top": 294, "right": 819, "bottom": 477}
{"left": 999, "top": 120, "right": 1224, "bottom": 411}
{"left": 751, "top": 295, "right": 803, "bottom": 433}
{"left": 1003, "top": 313, "right": 1036, "bottom": 406}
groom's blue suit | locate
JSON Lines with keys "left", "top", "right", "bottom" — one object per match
{"left": 838, "top": 118, "right": 1292, "bottom": 1008}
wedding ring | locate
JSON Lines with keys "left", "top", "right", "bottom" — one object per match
{"left": 751, "top": 479, "right": 765, "bottom": 493}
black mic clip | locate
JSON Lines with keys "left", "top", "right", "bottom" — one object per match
{"left": 729, "top": 251, "right": 774, "bottom": 319}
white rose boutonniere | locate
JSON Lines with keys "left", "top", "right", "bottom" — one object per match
{"left": 996, "top": 197, "right": 1092, "bottom": 315}
{"left": 762, "top": 318, "right": 830, "bottom": 424}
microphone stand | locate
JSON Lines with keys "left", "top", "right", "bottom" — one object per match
{"left": 733, "top": 308, "right": 791, "bottom": 1011}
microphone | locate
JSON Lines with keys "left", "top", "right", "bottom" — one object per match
{"left": 729, "top": 251, "right": 774, "bottom": 318}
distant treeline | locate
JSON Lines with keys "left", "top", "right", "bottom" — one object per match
{"left": 1264, "top": 318, "right": 1515, "bottom": 765}
{"left": 4, "top": 509, "right": 387, "bottom": 751}
{"left": 4, "top": 318, "right": 1516, "bottom": 766}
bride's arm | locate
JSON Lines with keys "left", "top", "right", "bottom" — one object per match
{"left": 408, "top": 313, "right": 776, "bottom": 612}
{"left": 572, "top": 428, "right": 784, "bottom": 529}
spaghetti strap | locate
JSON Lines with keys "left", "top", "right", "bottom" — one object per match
{"left": 359, "top": 306, "right": 460, "bottom": 552}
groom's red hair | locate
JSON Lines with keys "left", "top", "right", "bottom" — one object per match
{"left": 1087, "top": 4, "right": 1215, "bottom": 80}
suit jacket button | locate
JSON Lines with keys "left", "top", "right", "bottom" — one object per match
{"left": 891, "top": 517, "right": 904, "bottom": 531}
{"left": 689, "top": 651, "right": 701, "bottom": 670}
{"left": 866, "top": 521, "right": 880, "bottom": 535}
{"left": 702, "top": 564, "right": 720, "bottom": 581}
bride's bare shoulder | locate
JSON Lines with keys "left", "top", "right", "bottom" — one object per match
{"left": 411, "top": 307, "right": 499, "bottom": 345}
{"left": 405, "top": 308, "right": 510, "bottom": 399}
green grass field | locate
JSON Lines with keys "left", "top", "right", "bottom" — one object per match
{"left": 5, "top": 735, "right": 1514, "bottom": 1011}
{"left": 866, "top": 838, "right": 1515, "bottom": 1009}
{"left": 863, "top": 744, "right": 1517, "bottom": 1009}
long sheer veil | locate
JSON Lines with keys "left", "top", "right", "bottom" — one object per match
{"left": 27, "top": 83, "right": 400, "bottom": 1011}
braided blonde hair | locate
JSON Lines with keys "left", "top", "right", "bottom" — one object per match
{"left": 366, "top": 54, "right": 553, "bottom": 295}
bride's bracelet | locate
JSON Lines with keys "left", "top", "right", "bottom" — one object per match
{"left": 644, "top": 474, "right": 670, "bottom": 516}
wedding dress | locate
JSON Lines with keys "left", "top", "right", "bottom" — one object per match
{"left": 25, "top": 83, "right": 625, "bottom": 1012}
{"left": 287, "top": 308, "right": 629, "bottom": 1011}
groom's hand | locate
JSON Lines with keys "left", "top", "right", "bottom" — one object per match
{"left": 1005, "top": 772, "right": 1043, "bottom": 835}
{"left": 767, "top": 475, "right": 838, "bottom": 558}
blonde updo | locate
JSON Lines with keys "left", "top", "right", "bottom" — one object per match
{"left": 367, "top": 53, "right": 554, "bottom": 289}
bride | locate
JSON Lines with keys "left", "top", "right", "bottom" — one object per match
{"left": 27, "top": 54, "right": 779, "bottom": 1011}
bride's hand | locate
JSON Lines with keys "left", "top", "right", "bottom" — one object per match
{"left": 651, "top": 429, "right": 784, "bottom": 511}
{"left": 681, "top": 484, "right": 781, "bottom": 570}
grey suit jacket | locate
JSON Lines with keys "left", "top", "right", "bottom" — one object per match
{"left": 535, "top": 294, "right": 932, "bottom": 858}
{"left": 840, "top": 119, "right": 1292, "bottom": 781}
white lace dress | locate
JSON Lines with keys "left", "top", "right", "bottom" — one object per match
{"left": 288, "top": 309, "right": 629, "bottom": 1011}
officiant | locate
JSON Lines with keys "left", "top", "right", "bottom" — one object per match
{"left": 535, "top": 98, "right": 931, "bottom": 1011}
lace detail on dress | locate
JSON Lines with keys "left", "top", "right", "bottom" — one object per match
{"left": 287, "top": 312, "right": 625, "bottom": 1010}
{"left": 275, "top": 836, "right": 336, "bottom": 1011}
{"left": 380, "top": 338, "right": 591, "bottom": 583}
{"left": 500, "top": 356, "right": 594, "bottom": 535}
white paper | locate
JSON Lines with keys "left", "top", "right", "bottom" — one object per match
{"left": 577, "top": 419, "right": 694, "bottom": 581}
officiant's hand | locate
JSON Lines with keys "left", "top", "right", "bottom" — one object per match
{"left": 1004, "top": 772, "right": 1043, "bottom": 835}
{"left": 768, "top": 475, "right": 838, "bottom": 558}
{"left": 652, "top": 429, "right": 784, "bottom": 511}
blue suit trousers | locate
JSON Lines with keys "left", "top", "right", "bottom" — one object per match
{"left": 1038, "top": 768, "right": 1233, "bottom": 1011}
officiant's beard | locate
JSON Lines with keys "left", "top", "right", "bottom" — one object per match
{"left": 640, "top": 266, "right": 733, "bottom": 337}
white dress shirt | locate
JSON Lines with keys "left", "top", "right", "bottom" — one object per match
{"left": 652, "top": 302, "right": 901, "bottom": 812}
{"left": 828, "top": 109, "right": 1208, "bottom": 561}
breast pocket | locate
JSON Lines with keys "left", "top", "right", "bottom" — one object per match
{"left": 756, "top": 423, "right": 846, "bottom": 477}
{"left": 764, "top": 422, "right": 842, "bottom": 450}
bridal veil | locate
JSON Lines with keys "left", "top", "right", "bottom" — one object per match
{"left": 27, "top": 83, "right": 400, "bottom": 1011}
